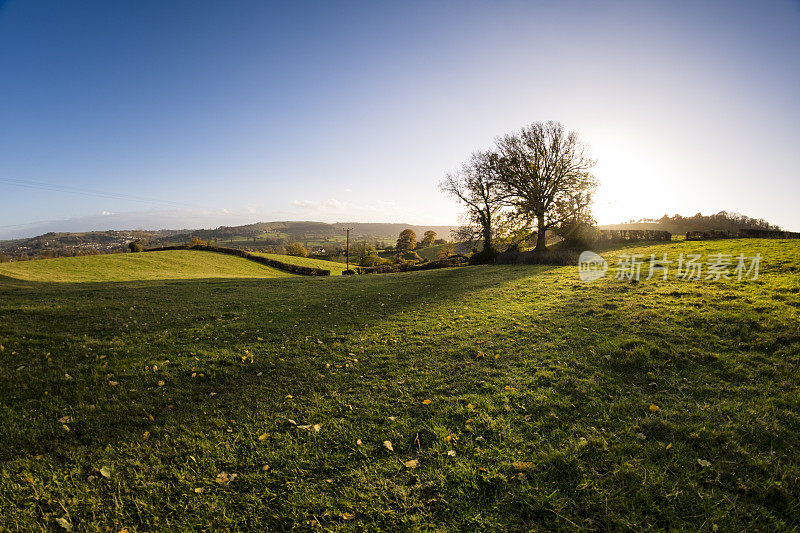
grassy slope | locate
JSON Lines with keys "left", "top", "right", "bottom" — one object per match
{"left": 0, "top": 239, "right": 799, "bottom": 530}
{"left": 0, "top": 250, "right": 292, "bottom": 282}
{"left": 417, "top": 244, "right": 447, "bottom": 260}
{"left": 251, "top": 252, "right": 352, "bottom": 275}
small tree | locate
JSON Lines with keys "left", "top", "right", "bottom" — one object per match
{"left": 396, "top": 229, "right": 417, "bottom": 251}
{"left": 420, "top": 231, "right": 437, "bottom": 248}
{"left": 395, "top": 249, "right": 422, "bottom": 263}
{"left": 285, "top": 242, "right": 308, "bottom": 257}
{"left": 437, "top": 242, "right": 456, "bottom": 259}
{"left": 350, "top": 241, "right": 376, "bottom": 258}
{"left": 128, "top": 240, "right": 143, "bottom": 253}
{"left": 440, "top": 150, "right": 505, "bottom": 260}
{"left": 188, "top": 236, "right": 206, "bottom": 247}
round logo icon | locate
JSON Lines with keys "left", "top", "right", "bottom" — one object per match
{"left": 578, "top": 250, "right": 608, "bottom": 283}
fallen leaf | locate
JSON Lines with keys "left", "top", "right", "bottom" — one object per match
{"left": 99, "top": 466, "right": 111, "bottom": 478}
{"left": 341, "top": 512, "right": 356, "bottom": 520}
{"left": 422, "top": 399, "right": 432, "bottom": 405}
{"left": 447, "top": 450, "right": 456, "bottom": 457}
{"left": 697, "top": 459, "right": 712, "bottom": 468}
{"left": 512, "top": 461, "right": 532, "bottom": 471}
{"left": 312, "top": 424, "right": 321, "bottom": 432}
{"left": 258, "top": 433, "right": 269, "bottom": 441}
{"left": 666, "top": 443, "right": 672, "bottom": 450}
{"left": 157, "top": 380, "right": 165, "bottom": 387}
{"left": 649, "top": 404, "right": 660, "bottom": 412}
{"left": 383, "top": 440, "right": 394, "bottom": 452}
{"left": 108, "top": 381, "right": 118, "bottom": 386}
{"left": 55, "top": 517, "right": 72, "bottom": 530}
{"left": 404, "top": 459, "right": 419, "bottom": 468}
{"left": 194, "top": 487, "right": 204, "bottom": 493}
{"left": 356, "top": 439, "right": 362, "bottom": 445}
{"left": 215, "top": 471, "right": 238, "bottom": 484}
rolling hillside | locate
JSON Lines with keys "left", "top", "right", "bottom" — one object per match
{"left": 1, "top": 239, "right": 798, "bottom": 529}
{"left": 0, "top": 250, "right": 292, "bottom": 282}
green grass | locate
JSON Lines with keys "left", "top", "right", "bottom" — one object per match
{"left": 1, "top": 239, "right": 799, "bottom": 530}
{"left": 251, "top": 252, "right": 354, "bottom": 275}
{"left": 0, "top": 250, "right": 292, "bottom": 282}
{"left": 417, "top": 244, "right": 448, "bottom": 260}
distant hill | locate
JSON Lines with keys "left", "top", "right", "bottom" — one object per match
{"left": 0, "top": 221, "right": 457, "bottom": 260}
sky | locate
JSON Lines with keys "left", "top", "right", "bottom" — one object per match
{"left": 1, "top": 0, "right": 799, "bottom": 239}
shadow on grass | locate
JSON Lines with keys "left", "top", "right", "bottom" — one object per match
{"left": 0, "top": 265, "right": 554, "bottom": 460}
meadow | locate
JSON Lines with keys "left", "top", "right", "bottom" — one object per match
{"left": 0, "top": 239, "right": 798, "bottom": 530}
{"left": 250, "top": 252, "right": 354, "bottom": 276}
{"left": 0, "top": 250, "right": 290, "bottom": 282}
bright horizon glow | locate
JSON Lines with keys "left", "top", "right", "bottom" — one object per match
{"left": 1, "top": 1, "right": 799, "bottom": 239}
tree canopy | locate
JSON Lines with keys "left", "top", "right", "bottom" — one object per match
{"left": 396, "top": 229, "right": 417, "bottom": 251}
{"left": 494, "top": 121, "right": 597, "bottom": 251}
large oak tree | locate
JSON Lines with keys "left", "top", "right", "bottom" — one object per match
{"left": 494, "top": 121, "right": 597, "bottom": 251}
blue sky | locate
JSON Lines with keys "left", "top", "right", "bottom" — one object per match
{"left": 1, "top": 0, "right": 799, "bottom": 238}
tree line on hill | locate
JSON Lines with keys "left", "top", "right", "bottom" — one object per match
{"left": 603, "top": 211, "right": 781, "bottom": 235}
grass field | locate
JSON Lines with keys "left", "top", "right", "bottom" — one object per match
{"left": 1, "top": 239, "right": 799, "bottom": 530}
{"left": 417, "top": 244, "right": 448, "bottom": 261}
{"left": 0, "top": 250, "right": 292, "bottom": 282}
{"left": 251, "top": 252, "right": 354, "bottom": 275}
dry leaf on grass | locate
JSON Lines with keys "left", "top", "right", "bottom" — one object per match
{"left": 215, "top": 471, "right": 238, "bottom": 484}
{"left": 383, "top": 440, "right": 393, "bottom": 452}
{"left": 404, "top": 459, "right": 419, "bottom": 469}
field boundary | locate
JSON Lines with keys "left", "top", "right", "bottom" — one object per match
{"left": 142, "top": 245, "right": 331, "bottom": 276}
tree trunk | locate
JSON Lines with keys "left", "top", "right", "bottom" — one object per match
{"left": 534, "top": 215, "right": 547, "bottom": 251}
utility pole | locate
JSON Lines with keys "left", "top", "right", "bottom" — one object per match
{"left": 345, "top": 227, "right": 352, "bottom": 271}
